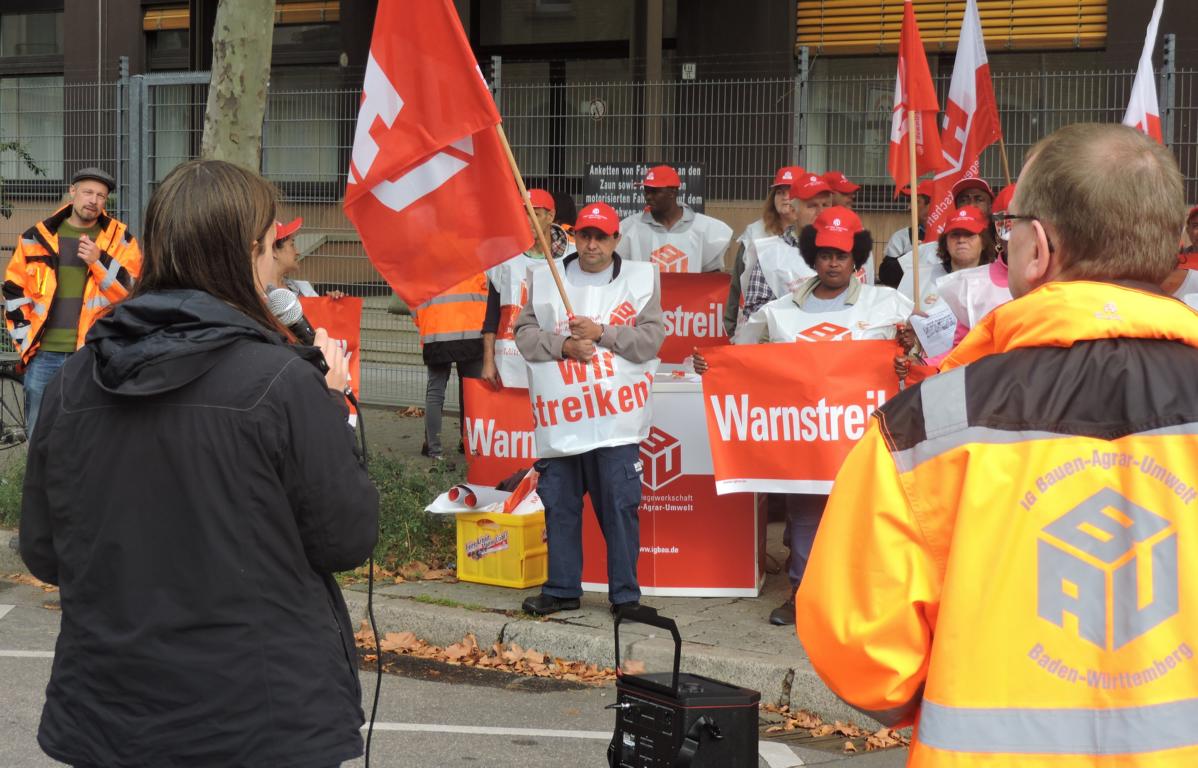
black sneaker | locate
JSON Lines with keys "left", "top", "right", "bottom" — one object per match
{"left": 768, "top": 596, "right": 796, "bottom": 626}
{"left": 610, "top": 601, "right": 640, "bottom": 617}
{"left": 522, "top": 593, "right": 581, "bottom": 616}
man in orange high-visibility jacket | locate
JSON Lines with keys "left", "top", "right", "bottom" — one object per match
{"left": 412, "top": 273, "right": 486, "bottom": 459}
{"left": 797, "top": 123, "right": 1198, "bottom": 767}
{"left": 4, "top": 168, "right": 141, "bottom": 437}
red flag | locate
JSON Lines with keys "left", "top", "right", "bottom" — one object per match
{"left": 888, "top": 0, "right": 946, "bottom": 195}
{"left": 925, "top": 0, "right": 1002, "bottom": 239}
{"left": 344, "top": 0, "right": 532, "bottom": 308}
{"left": 1123, "top": 0, "right": 1164, "bottom": 143}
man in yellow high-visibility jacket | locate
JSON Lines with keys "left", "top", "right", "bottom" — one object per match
{"left": 797, "top": 123, "right": 1198, "bottom": 766}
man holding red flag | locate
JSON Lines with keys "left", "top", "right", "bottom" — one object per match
{"left": 344, "top": 0, "right": 531, "bottom": 308}
{"left": 925, "top": 0, "right": 1003, "bottom": 240}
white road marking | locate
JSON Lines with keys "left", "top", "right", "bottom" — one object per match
{"left": 366, "top": 722, "right": 805, "bottom": 765}
{"left": 759, "top": 740, "right": 806, "bottom": 767}
{"left": 0, "top": 604, "right": 14, "bottom": 620}
{"left": 0, "top": 650, "right": 54, "bottom": 658}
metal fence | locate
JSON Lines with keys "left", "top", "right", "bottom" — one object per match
{"left": 2, "top": 59, "right": 1198, "bottom": 408}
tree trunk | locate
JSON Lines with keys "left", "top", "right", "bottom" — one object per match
{"left": 200, "top": 0, "right": 275, "bottom": 169}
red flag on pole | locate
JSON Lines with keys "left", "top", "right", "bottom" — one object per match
{"left": 1123, "top": 0, "right": 1165, "bottom": 144}
{"left": 925, "top": 0, "right": 1002, "bottom": 239}
{"left": 344, "top": 0, "right": 532, "bottom": 308}
{"left": 887, "top": 0, "right": 946, "bottom": 195}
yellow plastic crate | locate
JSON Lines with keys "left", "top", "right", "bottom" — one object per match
{"left": 455, "top": 510, "right": 548, "bottom": 589}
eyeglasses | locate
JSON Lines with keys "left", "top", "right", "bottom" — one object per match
{"left": 992, "top": 212, "right": 1056, "bottom": 253}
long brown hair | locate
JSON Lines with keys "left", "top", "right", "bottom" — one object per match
{"left": 761, "top": 186, "right": 790, "bottom": 236}
{"left": 134, "top": 159, "right": 287, "bottom": 335}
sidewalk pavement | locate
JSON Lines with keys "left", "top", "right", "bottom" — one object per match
{"left": 342, "top": 519, "right": 882, "bottom": 731}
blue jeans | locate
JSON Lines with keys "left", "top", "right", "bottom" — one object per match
{"left": 536, "top": 443, "right": 643, "bottom": 605}
{"left": 24, "top": 351, "right": 70, "bottom": 439}
{"left": 783, "top": 494, "right": 827, "bottom": 588}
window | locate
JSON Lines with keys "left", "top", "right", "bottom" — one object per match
{"left": 0, "top": 11, "right": 63, "bottom": 57}
{"left": 0, "top": 75, "right": 64, "bottom": 182}
{"left": 796, "top": 0, "right": 1107, "bottom": 55}
{"left": 261, "top": 69, "right": 346, "bottom": 188}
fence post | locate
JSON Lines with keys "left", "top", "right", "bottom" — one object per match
{"left": 116, "top": 56, "right": 129, "bottom": 224}
{"left": 490, "top": 55, "right": 502, "bottom": 112}
{"left": 793, "top": 46, "right": 809, "bottom": 168}
{"left": 1160, "top": 33, "right": 1176, "bottom": 149}
{"left": 126, "top": 74, "right": 145, "bottom": 239}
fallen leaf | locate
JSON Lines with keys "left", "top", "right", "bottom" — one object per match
{"left": 620, "top": 659, "right": 646, "bottom": 675}
{"left": 843, "top": 740, "right": 858, "bottom": 753}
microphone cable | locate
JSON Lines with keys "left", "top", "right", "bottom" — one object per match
{"left": 345, "top": 389, "right": 383, "bottom": 768}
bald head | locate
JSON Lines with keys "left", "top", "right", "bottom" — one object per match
{"left": 1015, "top": 123, "right": 1183, "bottom": 284}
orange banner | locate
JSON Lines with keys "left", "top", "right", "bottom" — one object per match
{"left": 299, "top": 296, "right": 363, "bottom": 400}
{"left": 700, "top": 341, "right": 902, "bottom": 494}
{"left": 658, "top": 272, "right": 731, "bottom": 364}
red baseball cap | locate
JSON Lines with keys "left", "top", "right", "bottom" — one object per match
{"left": 901, "top": 180, "right": 935, "bottom": 198}
{"left": 275, "top": 217, "right": 303, "bottom": 240}
{"left": 992, "top": 184, "right": 1016, "bottom": 215}
{"left": 822, "top": 171, "right": 860, "bottom": 194}
{"left": 643, "top": 165, "right": 681, "bottom": 188}
{"left": 575, "top": 202, "right": 620, "bottom": 235}
{"left": 528, "top": 188, "right": 555, "bottom": 213}
{"left": 772, "top": 166, "right": 805, "bottom": 188}
{"left": 951, "top": 176, "right": 994, "bottom": 202}
{"left": 790, "top": 173, "right": 833, "bottom": 201}
{"left": 812, "top": 206, "right": 863, "bottom": 252}
{"left": 943, "top": 206, "right": 988, "bottom": 235}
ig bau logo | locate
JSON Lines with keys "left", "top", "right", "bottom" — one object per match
{"left": 1038, "top": 488, "right": 1178, "bottom": 650}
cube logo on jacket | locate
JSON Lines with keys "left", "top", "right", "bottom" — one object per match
{"left": 640, "top": 427, "right": 683, "bottom": 491}
{"left": 609, "top": 301, "right": 638, "bottom": 327}
{"left": 797, "top": 321, "right": 851, "bottom": 342}
{"left": 651, "top": 244, "right": 689, "bottom": 273}
{"left": 1038, "top": 487, "right": 1177, "bottom": 650}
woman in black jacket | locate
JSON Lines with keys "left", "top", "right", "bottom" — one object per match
{"left": 19, "top": 159, "right": 379, "bottom": 768}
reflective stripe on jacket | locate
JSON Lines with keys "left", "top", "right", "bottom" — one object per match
{"left": 413, "top": 273, "right": 486, "bottom": 345}
{"left": 3, "top": 205, "right": 142, "bottom": 364}
{"left": 796, "top": 281, "right": 1198, "bottom": 767}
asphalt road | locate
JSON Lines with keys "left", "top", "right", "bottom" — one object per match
{"left": 0, "top": 576, "right": 907, "bottom": 767}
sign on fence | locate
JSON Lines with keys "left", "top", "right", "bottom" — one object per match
{"left": 584, "top": 162, "right": 706, "bottom": 219}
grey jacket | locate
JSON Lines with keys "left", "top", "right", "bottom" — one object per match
{"left": 514, "top": 253, "right": 664, "bottom": 364}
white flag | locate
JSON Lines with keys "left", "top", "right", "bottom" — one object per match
{"left": 1123, "top": 0, "right": 1164, "bottom": 143}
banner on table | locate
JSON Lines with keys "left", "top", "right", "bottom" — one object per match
{"left": 658, "top": 272, "right": 731, "bottom": 364}
{"left": 700, "top": 341, "right": 901, "bottom": 494}
{"left": 463, "top": 378, "right": 538, "bottom": 486}
{"left": 299, "top": 296, "right": 363, "bottom": 400}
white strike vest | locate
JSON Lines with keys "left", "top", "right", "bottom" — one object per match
{"left": 753, "top": 235, "right": 815, "bottom": 300}
{"left": 738, "top": 283, "right": 914, "bottom": 344}
{"left": 525, "top": 261, "right": 660, "bottom": 458}
{"left": 486, "top": 254, "right": 563, "bottom": 388}
{"left": 936, "top": 261, "right": 1012, "bottom": 329}
{"left": 618, "top": 210, "right": 733, "bottom": 274}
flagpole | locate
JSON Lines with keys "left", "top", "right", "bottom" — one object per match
{"left": 495, "top": 122, "right": 575, "bottom": 317}
{"left": 908, "top": 108, "right": 920, "bottom": 306}
{"left": 997, "top": 135, "right": 1013, "bottom": 187}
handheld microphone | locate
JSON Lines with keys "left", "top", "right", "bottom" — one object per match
{"left": 267, "top": 287, "right": 317, "bottom": 345}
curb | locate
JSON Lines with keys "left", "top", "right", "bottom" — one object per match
{"left": 341, "top": 588, "right": 883, "bottom": 730}
{"left": 0, "top": 529, "right": 24, "bottom": 575}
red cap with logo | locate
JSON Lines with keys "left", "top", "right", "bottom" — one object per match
{"left": 772, "top": 166, "right": 805, "bottom": 188}
{"left": 951, "top": 176, "right": 995, "bottom": 202}
{"left": 643, "top": 165, "right": 681, "bottom": 188}
{"left": 528, "top": 188, "right": 556, "bottom": 213}
{"left": 821, "top": 171, "right": 861, "bottom": 194}
{"left": 790, "top": 173, "right": 834, "bottom": 201}
{"left": 992, "top": 184, "right": 1016, "bottom": 215}
{"left": 812, "top": 206, "right": 863, "bottom": 252}
{"left": 276, "top": 217, "right": 303, "bottom": 240}
{"left": 575, "top": 202, "right": 621, "bottom": 235}
{"left": 943, "top": 206, "right": 988, "bottom": 235}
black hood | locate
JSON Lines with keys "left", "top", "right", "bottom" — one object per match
{"left": 86, "top": 289, "right": 298, "bottom": 396}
